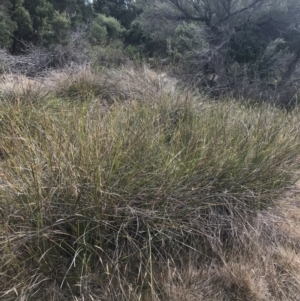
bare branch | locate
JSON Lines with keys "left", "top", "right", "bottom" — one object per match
{"left": 162, "top": 0, "right": 265, "bottom": 27}
{"left": 214, "top": 0, "right": 265, "bottom": 26}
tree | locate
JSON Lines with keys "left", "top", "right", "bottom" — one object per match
{"left": 0, "top": 1, "right": 17, "bottom": 48}
{"left": 6, "top": 0, "right": 75, "bottom": 52}
{"left": 128, "top": 1, "right": 177, "bottom": 55}
{"left": 49, "top": 0, "right": 94, "bottom": 26}
{"left": 41, "top": 11, "right": 71, "bottom": 45}
{"left": 93, "top": 0, "right": 140, "bottom": 29}
{"left": 10, "top": 0, "right": 34, "bottom": 52}
{"left": 163, "top": 0, "right": 268, "bottom": 25}
{"left": 141, "top": 0, "right": 300, "bottom": 104}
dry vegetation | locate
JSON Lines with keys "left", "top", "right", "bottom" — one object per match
{"left": 1, "top": 65, "right": 300, "bottom": 300}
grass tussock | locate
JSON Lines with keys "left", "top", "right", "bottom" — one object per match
{"left": 0, "top": 66, "right": 300, "bottom": 300}
{"left": 0, "top": 74, "right": 51, "bottom": 104}
{"left": 44, "top": 65, "right": 177, "bottom": 104}
{"left": 0, "top": 65, "right": 177, "bottom": 105}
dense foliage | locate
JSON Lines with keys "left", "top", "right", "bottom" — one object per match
{"left": 1, "top": 0, "right": 300, "bottom": 104}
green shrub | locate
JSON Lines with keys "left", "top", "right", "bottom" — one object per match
{"left": 172, "top": 22, "right": 206, "bottom": 55}
{"left": 89, "top": 22, "right": 108, "bottom": 45}
{"left": 89, "top": 14, "right": 124, "bottom": 45}
{"left": 124, "top": 44, "right": 141, "bottom": 59}
{"left": 91, "top": 40, "right": 129, "bottom": 68}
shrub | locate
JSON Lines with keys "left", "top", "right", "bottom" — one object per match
{"left": 172, "top": 22, "right": 207, "bottom": 55}
{"left": 89, "top": 14, "right": 124, "bottom": 45}
{"left": 91, "top": 40, "right": 129, "bottom": 68}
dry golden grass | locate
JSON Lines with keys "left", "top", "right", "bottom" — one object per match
{"left": 149, "top": 191, "right": 300, "bottom": 301}
{"left": 0, "top": 64, "right": 178, "bottom": 104}
{"left": 0, "top": 74, "right": 51, "bottom": 104}
{"left": 42, "top": 64, "right": 178, "bottom": 105}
